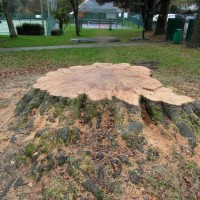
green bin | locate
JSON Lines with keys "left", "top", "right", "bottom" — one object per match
{"left": 173, "top": 29, "right": 183, "bottom": 44}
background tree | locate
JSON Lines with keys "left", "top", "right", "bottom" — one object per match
{"left": 51, "top": 7, "right": 70, "bottom": 32}
{"left": 0, "top": 2, "right": 2, "bottom": 13}
{"left": 69, "top": 0, "right": 82, "bottom": 36}
{"left": 189, "top": 1, "right": 200, "bottom": 47}
{"left": 144, "top": 0, "right": 156, "bottom": 31}
{"left": 51, "top": 0, "right": 81, "bottom": 36}
{"left": 52, "top": 0, "right": 83, "bottom": 36}
{"left": 30, "top": 0, "right": 43, "bottom": 13}
{"left": 97, "top": 0, "right": 135, "bottom": 11}
{"left": 154, "top": 0, "right": 170, "bottom": 35}
{"left": 1, "top": 0, "right": 17, "bottom": 38}
{"left": 17, "top": 0, "right": 47, "bottom": 14}
{"left": 171, "top": 0, "right": 196, "bottom": 8}
{"left": 96, "top": 0, "right": 157, "bottom": 31}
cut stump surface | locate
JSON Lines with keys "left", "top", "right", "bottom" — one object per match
{"left": 33, "top": 63, "right": 193, "bottom": 106}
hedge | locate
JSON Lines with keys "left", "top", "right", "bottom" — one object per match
{"left": 51, "top": 29, "right": 62, "bottom": 36}
{"left": 16, "top": 23, "right": 44, "bottom": 35}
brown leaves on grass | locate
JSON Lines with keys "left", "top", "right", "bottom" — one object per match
{"left": 0, "top": 63, "right": 67, "bottom": 79}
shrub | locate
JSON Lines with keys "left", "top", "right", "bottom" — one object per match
{"left": 16, "top": 25, "right": 23, "bottom": 35}
{"left": 51, "top": 28, "right": 62, "bottom": 36}
{"left": 16, "top": 23, "right": 44, "bottom": 35}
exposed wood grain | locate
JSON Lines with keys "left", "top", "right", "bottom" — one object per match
{"left": 33, "top": 63, "right": 194, "bottom": 106}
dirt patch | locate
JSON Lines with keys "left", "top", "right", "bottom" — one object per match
{"left": 132, "top": 60, "right": 159, "bottom": 70}
{"left": 145, "top": 33, "right": 167, "bottom": 43}
{"left": 0, "top": 61, "right": 67, "bottom": 79}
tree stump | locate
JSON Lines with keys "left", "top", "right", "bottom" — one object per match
{"left": 13, "top": 63, "right": 200, "bottom": 199}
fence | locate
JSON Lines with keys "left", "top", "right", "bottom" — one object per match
{"left": 0, "top": 12, "right": 57, "bottom": 36}
{"left": 78, "top": 12, "right": 144, "bottom": 30}
{"left": 0, "top": 11, "right": 144, "bottom": 35}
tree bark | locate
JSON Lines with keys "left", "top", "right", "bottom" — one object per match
{"left": 144, "top": 0, "right": 156, "bottom": 31}
{"left": 188, "top": 7, "right": 200, "bottom": 48}
{"left": 74, "top": 10, "right": 80, "bottom": 36}
{"left": 70, "top": 0, "right": 80, "bottom": 36}
{"left": 2, "top": 0, "right": 17, "bottom": 38}
{"left": 154, "top": 0, "right": 170, "bottom": 35}
{"left": 59, "top": 18, "right": 63, "bottom": 31}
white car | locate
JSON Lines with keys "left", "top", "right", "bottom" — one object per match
{"left": 152, "top": 13, "right": 185, "bottom": 32}
{"left": 153, "top": 14, "right": 175, "bottom": 22}
{"left": 153, "top": 14, "right": 180, "bottom": 22}
{"left": 185, "top": 14, "right": 196, "bottom": 23}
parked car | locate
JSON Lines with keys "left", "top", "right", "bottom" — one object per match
{"left": 153, "top": 13, "right": 185, "bottom": 23}
{"left": 185, "top": 14, "right": 196, "bottom": 23}
{"left": 152, "top": 13, "right": 185, "bottom": 32}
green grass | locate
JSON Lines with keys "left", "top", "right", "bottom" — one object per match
{"left": 0, "top": 44, "right": 199, "bottom": 78}
{"left": 0, "top": 25, "right": 142, "bottom": 48}
{"left": 0, "top": 44, "right": 200, "bottom": 94}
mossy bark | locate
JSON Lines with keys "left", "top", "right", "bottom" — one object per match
{"left": 12, "top": 87, "right": 200, "bottom": 199}
{"left": 142, "top": 97, "right": 200, "bottom": 149}
{"left": 15, "top": 88, "right": 200, "bottom": 149}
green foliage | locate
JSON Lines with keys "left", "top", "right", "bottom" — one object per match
{"left": 16, "top": 23, "right": 44, "bottom": 35}
{"left": 51, "top": 7, "right": 70, "bottom": 31}
{"left": 24, "top": 142, "right": 36, "bottom": 158}
{"left": 16, "top": 25, "right": 23, "bottom": 35}
{"left": 19, "top": 0, "right": 43, "bottom": 13}
{"left": 171, "top": 0, "right": 197, "bottom": 7}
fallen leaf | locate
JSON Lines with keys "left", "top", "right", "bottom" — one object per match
{"left": 151, "top": 194, "right": 157, "bottom": 200}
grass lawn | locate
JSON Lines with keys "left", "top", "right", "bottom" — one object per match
{"left": 0, "top": 26, "right": 142, "bottom": 48}
{"left": 0, "top": 43, "right": 200, "bottom": 98}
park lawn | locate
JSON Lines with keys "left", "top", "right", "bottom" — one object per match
{"left": 0, "top": 43, "right": 200, "bottom": 85}
{"left": 0, "top": 26, "right": 142, "bottom": 48}
{"left": 0, "top": 43, "right": 200, "bottom": 100}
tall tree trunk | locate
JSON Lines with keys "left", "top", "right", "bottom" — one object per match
{"left": 145, "top": 0, "right": 155, "bottom": 31}
{"left": 59, "top": 18, "right": 63, "bottom": 32}
{"left": 74, "top": 10, "right": 80, "bottom": 36}
{"left": 70, "top": 0, "right": 80, "bottom": 36}
{"left": 154, "top": 0, "right": 170, "bottom": 35}
{"left": 2, "top": 0, "right": 17, "bottom": 38}
{"left": 188, "top": 7, "right": 200, "bottom": 48}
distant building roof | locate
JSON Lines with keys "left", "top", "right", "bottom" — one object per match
{"left": 79, "top": 0, "right": 122, "bottom": 13}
